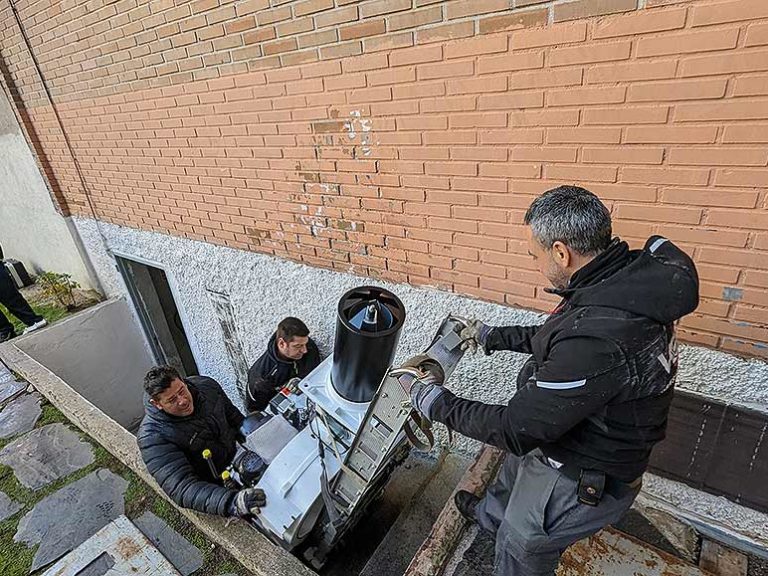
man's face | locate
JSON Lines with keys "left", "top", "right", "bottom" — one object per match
{"left": 526, "top": 227, "right": 571, "bottom": 290}
{"left": 151, "top": 378, "right": 194, "bottom": 417}
{"left": 277, "top": 335, "right": 309, "bottom": 360}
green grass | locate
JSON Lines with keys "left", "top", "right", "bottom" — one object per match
{"left": 0, "top": 302, "right": 68, "bottom": 337}
{"left": 0, "top": 399, "right": 247, "bottom": 576}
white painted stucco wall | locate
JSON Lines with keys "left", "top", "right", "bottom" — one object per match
{"left": 73, "top": 216, "right": 768, "bottom": 410}
{"left": 0, "top": 91, "right": 95, "bottom": 288}
{"left": 73, "top": 216, "right": 768, "bottom": 546}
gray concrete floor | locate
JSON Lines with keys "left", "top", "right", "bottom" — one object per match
{"left": 322, "top": 451, "right": 469, "bottom": 576}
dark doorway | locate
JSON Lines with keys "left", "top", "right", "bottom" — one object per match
{"left": 115, "top": 256, "right": 198, "bottom": 377}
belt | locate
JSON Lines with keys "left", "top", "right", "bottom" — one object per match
{"left": 549, "top": 459, "right": 642, "bottom": 501}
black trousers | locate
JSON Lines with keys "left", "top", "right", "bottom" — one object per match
{"left": 0, "top": 266, "right": 42, "bottom": 337}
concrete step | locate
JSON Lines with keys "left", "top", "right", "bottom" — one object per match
{"left": 322, "top": 450, "right": 468, "bottom": 576}
{"left": 358, "top": 451, "right": 470, "bottom": 576}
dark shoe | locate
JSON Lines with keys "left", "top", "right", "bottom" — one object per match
{"left": 454, "top": 489, "right": 481, "bottom": 524}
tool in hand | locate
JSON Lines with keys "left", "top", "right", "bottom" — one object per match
{"left": 202, "top": 448, "right": 218, "bottom": 480}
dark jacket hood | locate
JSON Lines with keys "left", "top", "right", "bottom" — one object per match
{"left": 266, "top": 332, "right": 292, "bottom": 365}
{"left": 552, "top": 236, "right": 699, "bottom": 324}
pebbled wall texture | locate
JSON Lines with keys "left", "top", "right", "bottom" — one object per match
{"left": 74, "top": 216, "right": 768, "bottom": 421}
{"left": 0, "top": 0, "right": 767, "bottom": 358}
{"left": 74, "top": 216, "right": 768, "bottom": 545}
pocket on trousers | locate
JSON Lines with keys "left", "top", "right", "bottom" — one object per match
{"left": 502, "top": 454, "right": 561, "bottom": 553}
{"left": 542, "top": 472, "right": 579, "bottom": 536}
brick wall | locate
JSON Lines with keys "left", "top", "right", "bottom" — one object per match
{"left": 1, "top": 0, "right": 767, "bottom": 358}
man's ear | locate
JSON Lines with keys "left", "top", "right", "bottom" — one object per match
{"left": 149, "top": 398, "right": 162, "bottom": 411}
{"left": 551, "top": 240, "right": 571, "bottom": 269}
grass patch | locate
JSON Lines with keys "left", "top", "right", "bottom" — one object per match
{"left": 0, "top": 398, "right": 247, "bottom": 576}
{"left": 0, "top": 302, "right": 68, "bottom": 337}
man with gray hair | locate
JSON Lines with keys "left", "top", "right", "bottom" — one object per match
{"left": 406, "top": 186, "right": 700, "bottom": 575}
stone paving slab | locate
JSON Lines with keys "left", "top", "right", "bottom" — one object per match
{"left": 0, "top": 379, "right": 25, "bottom": 405}
{"left": 134, "top": 511, "right": 204, "bottom": 576}
{"left": 0, "top": 392, "right": 42, "bottom": 439}
{"left": 0, "top": 489, "right": 22, "bottom": 521}
{"left": 0, "top": 361, "right": 14, "bottom": 382}
{"left": 40, "top": 515, "right": 181, "bottom": 576}
{"left": 76, "top": 552, "right": 115, "bottom": 576}
{"left": 14, "top": 468, "right": 128, "bottom": 572}
{"left": 0, "top": 422, "right": 94, "bottom": 489}
{"left": 445, "top": 526, "right": 707, "bottom": 576}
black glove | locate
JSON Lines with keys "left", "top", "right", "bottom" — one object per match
{"left": 229, "top": 487, "right": 267, "bottom": 517}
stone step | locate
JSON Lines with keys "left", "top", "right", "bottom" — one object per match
{"left": 358, "top": 452, "right": 470, "bottom": 576}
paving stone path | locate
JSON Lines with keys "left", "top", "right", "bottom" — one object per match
{"left": 0, "top": 489, "right": 22, "bottom": 521}
{"left": 0, "top": 422, "right": 95, "bottom": 489}
{"left": 0, "top": 379, "right": 25, "bottom": 404}
{"left": 135, "top": 511, "right": 205, "bottom": 576}
{"left": 14, "top": 468, "right": 129, "bottom": 571}
{"left": 0, "top": 391, "right": 42, "bottom": 439}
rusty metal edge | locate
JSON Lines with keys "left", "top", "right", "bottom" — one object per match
{"left": 403, "top": 445, "right": 505, "bottom": 576}
{"left": 0, "top": 340, "right": 316, "bottom": 576}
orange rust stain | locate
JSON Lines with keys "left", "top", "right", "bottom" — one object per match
{"left": 115, "top": 536, "right": 142, "bottom": 559}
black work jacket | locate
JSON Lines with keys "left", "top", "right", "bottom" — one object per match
{"left": 432, "top": 237, "right": 699, "bottom": 482}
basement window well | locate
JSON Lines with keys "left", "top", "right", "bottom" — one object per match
{"left": 11, "top": 256, "right": 199, "bottom": 433}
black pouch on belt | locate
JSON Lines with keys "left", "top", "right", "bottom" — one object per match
{"left": 577, "top": 470, "right": 605, "bottom": 506}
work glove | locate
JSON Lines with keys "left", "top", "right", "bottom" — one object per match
{"left": 409, "top": 378, "right": 445, "bottom": 423}
{"left": 229, "top": 487, "right": 267, "bottom": 517}
{"left": 455, "top": 317, "right": 493, "bottom": 354}
{"left": 398, "top": 356, "right": 445, "bottom": 423}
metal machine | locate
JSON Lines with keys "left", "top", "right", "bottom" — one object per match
{"left": 228, "top": 286, "right": 467, "bottom": 568}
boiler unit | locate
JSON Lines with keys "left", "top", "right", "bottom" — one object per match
{"left": 230, "top": 286, "right": 467, "bottom": 568}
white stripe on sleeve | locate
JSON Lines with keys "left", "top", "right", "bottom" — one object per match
{"left": 536, "top": 379, "right": 587, "bottom": 390}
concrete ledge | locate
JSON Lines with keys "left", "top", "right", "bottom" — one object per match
{"left": 404, "top": 446, "right": 504, "bottom": 576}
{"left": 0, "top": 341, "right": 315, "bottom": 576}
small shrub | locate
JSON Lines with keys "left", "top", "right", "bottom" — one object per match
{"left": 37, "top": 272, "right": 79, "bottom": 311}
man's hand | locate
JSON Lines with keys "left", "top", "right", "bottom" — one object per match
{"left": 402, "top": 363, "right": 445, "bottom": 422}
{"left": 455, "top": 317, "right": 493, "bottom": 354}
{"left": 230, "top": 487, "right": 267, "bottom": 517}
{"left": 409, "top": 377, "right": 445, "bottom": 423}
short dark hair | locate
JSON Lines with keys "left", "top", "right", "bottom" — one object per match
{"left": 277, "top": 317, "right": 309, "bottom": 343}
{"left": 144, "top": 366, "right": 181, "bottom": 398}
{"left": 524, "top": 186, "right": 612, "bottom": 256}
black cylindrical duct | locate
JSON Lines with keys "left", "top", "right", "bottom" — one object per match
{"left": 331, "top": 286, "right": 406, "bottom": 403}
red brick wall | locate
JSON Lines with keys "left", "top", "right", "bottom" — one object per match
{"left": 1, "top": 0, "right": 767, "bottom": 358}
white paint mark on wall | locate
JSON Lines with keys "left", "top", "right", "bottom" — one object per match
{"left": 343, "top": 110, "right": 373, "bottom": 158}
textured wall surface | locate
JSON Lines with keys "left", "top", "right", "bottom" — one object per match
{"left": 75, "top": 217, "right": 768, "bottom": 423}
{"left": 0, "top": 0, "right": 766, "bottom": 357}
{"left": 0, "top": 91, "right": 95, "bottom": 286}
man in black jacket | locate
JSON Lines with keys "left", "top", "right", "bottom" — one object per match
{"left": 407, "top": 186, "right": 699, "bottom": 576}
{"left": 246, "top": 317, "right": 322, "bottom": 412}
{"left": 137, "top": 366, "right": 266, "bottom": 517}
{"left": 0, "top": 264, "right": 47, "bottom": 342}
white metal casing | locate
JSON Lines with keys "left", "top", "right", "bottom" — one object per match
{"left": 249, "top": 356, "right": 371, "bottom": 547}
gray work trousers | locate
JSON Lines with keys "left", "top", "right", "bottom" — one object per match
{"left": 475, "top": 451, "right": 640, "bottom": 576}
